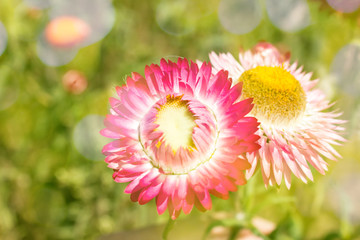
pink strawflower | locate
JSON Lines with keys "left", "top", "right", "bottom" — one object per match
{"left": 209, "top": 42, "right": 345, "bottom": 188}
{"left": 101, "top": 58, "right": 260, "bottom": 219}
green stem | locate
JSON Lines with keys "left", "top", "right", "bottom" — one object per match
{"left": 162, "top": 217, "right": 176, "bottom": 240}
{"left": 247, "top": 223, "right": 272, "bottom": 240}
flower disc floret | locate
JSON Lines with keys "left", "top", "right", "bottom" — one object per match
{"left": 239, "top": 66, "right": 306, "bottom": 126}
{"left": 154, "top": 95, "right": 197, "bottom": 152}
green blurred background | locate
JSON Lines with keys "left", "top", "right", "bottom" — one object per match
{"left": 0, "top": 0, "right": 360, "bottom": 239}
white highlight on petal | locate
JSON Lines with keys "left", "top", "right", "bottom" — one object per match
{"left": 218, "top": 0, "right": 262, "bottom": 35}
{"left": 266, "top": 0, "right": 311, "bottom": 32}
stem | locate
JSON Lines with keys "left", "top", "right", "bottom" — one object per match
{"left": 235, "top": 187, "right": 242, "bottom": 213}
{"left": 247, "top": 223, "right": 272, "bottom": 240}
{"left": 162, "top": 217, "right": 176, "bottom": 240}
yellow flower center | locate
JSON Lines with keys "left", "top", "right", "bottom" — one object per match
{"left": 156, "top": 96, "right": 197, "bottom": 152}
{"left": 239, "top": 66, "right": 306, "bottom": 126}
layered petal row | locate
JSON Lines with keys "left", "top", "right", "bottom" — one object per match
{"left": 209, "top": 42, "right": 345, "bottom": 188}
{"left": 102, "top": 58, "right": 260, "bottom": 218}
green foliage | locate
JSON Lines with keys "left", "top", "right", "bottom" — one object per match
{"left": 0, "top": 0, "right": 359, "bottom": 239}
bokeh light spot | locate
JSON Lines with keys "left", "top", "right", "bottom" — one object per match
{"left": 0, "top": 21, "right": 7, "bottom": 56}
{"left": 266, "top": 0, "right": 310, "bottom": 32}
{"left": 326, "top": 0, "right": 360, "bottom": 13}
{"left": 49, "top": 0, "right": 115, "bottom": 46}
{"left": 218, "top": 0, "right": 262, "bottom": 35}
{"left": 45, "top": 16, "right": 91, "bottom": 48}
{"left": 350, "top": 105, "right": 360, "bottom": 139}
{"left": 156, "top": 0, "right": 197, "bottom": 36}
{"left": 328, "top": 172, "right": 360, "bottom": 224}
{"left": 73, "top": 115, "right": 110, "bottom": 161}
{"left": 330, "top": 44, "right": 360, "bottom": 97}
{"left": 36, "top": 0, "right": 115, "bottom": 66}
{"left": 23, "top": 0, "right": 50, "bottom": 9}
{"left": 36, "top": 37, "right": 78, "bottom": 66}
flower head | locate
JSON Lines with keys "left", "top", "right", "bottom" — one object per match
{"left": 209, "top": 42, "right": 345, "bottom": 188}
{"left": 101, "top": 58, "right": 260, "bottom": 219}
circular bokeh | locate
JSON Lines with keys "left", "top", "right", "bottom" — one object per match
{"left": 0, "top": 21, "right": 8, "bottom": 56}
{"left": 73, "top": 114, "right": 110, "bottom": 161}
{"left": 266, "top": 0, "right": 310, "bottom": 32}
{"left": 156, "top": 0, "right": 217, "bottom": 36}
{"left": 23, "top": 0, "right": 50, "bottom": 9}
{"left": 330, "top": 44, "right": 360, "bottom": 97}
{"left": 49, "top": 0, "right": 115, "bottom": 47}
{"left": 44, "top": 16, "right": 91, "bottom": 48}
{"left": 326, "top": 0, "right": 360, "bottom": 13}
{"left": 327, "top": 171, "right": 360, "bottom": 224}
{"left": 156, "top": 0, "right": 196, "bottom": 36}
{"left": 36, "top": 35, "right": 78, "bottom": 66}
{"left": 218, "top": 0, "right": 263, "bottom": 35}
{"left": 350, "top": 104, "right": 360, "bottom": 139}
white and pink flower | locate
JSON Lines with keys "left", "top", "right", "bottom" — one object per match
{"left": 209, "top": 42, "right": 345, "bottom": 188}
{"left": 101, "top": 58, "right": 260, "bottom": 219}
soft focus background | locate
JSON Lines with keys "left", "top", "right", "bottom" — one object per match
{"left": 1, "top": 0, "right": 360, "bottom": 239}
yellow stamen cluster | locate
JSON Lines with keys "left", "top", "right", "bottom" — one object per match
{"left": 239, "top": 66, "right": 306, "bottom": 126}
{"left": 156, "top": 96, "right": 197, "bottom": 152}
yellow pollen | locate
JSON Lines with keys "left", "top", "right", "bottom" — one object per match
{"left": 156, "top": 96, "right": 197, "bottom": 152}
{"left": 239, "top": 66, "right": 306, "bottom": 126}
